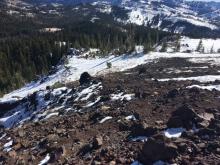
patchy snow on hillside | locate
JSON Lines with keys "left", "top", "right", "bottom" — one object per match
{"left": 156, "top": 37, "right": 220, "bottom": 53}
{"left": 157, "top": 75, "right": 220, "bottom": 83}
{"left": 180, "top": 37, "right": 220, "bottom": 53}
{"left": 1, "top": 45, "right": 220, "bottom": 129}
{"left": 123, "top": 0, "right": 218, "bottom": 31}
{"left": 2, "top": 47, "right": 220, "bottom": 103}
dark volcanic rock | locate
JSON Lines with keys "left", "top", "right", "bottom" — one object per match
{"left": 140, "top": 134, "right": 178, "bottom": 163}
{"left": 138, "top": 67, "right": 146, "bottom": 75}
{"left": 92, "top": 137, "right": 103, "bottom": 149}
{"left": 166, "top": 89, "right": 179, "bottom": 98}
{"left": 167, "top": 104, "right": 199, "bottom": 129}
{"left": 79, "top": 72, "right": 92, "bottom": 85}
{"left": 0, "top": 101, "right": 20, "bottom": 116}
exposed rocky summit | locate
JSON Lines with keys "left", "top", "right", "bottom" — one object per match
{"left": 0, "top": 58, "right": 220, "bottom": 164}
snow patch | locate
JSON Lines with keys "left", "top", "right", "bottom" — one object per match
{"left": 3, "top": 140, "right": 13, "bottom": 152}
{"left": 131, "top": 136, "right": 148, "bottom": 142}
{"left": 125, "top": 115, "right": 137, "bottom": 121}
{"left": 157, "top": 75, "right": 220, "bottom": 83}
{"left": 38, "top": 154, "right": 50, "bottom": 165}
{"left": 99, "top": 116, "right": 113, "bottom": 124}
{"left": 164, "top": 128, "right": 185, "bottom": 138}
{"left": 111, "top": 93, "right": 135, "bottom": 101}
{"left": 187, "top": 84, "right": 220, "bottom": 91}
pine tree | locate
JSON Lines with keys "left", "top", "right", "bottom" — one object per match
{"left": 196, "top": 39, "right": 204, "bottom": 53}
{"left": 160, "top": 41, "right": 167, "bottom": 52}
{"left": 210, "top": 45, "right": 214, "bottom": 54}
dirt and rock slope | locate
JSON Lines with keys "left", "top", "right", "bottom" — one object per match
{"left": 1, "top": 57, "right": 220, "bottom": 164}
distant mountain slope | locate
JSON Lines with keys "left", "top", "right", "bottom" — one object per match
{"left": 2, "top": 0, "right": 220, "bottom": 37}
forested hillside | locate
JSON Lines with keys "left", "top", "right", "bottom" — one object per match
{"left": 0, "top": 12, "right": 169, "bottom": 95}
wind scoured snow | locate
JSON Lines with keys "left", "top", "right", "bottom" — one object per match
{"left": 164, "top": 128, "right": 185, "bottom": 138}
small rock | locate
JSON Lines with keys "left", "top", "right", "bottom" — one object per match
{"left": 155, "top": 120, "right": 163, "bottom": 125}
{"left": 109, "top": 161, "right": 116, "bottom": 165}
{"left": 8, "top": 151, "right": 17, "bottom": 158}
{"left": 93, "top": 160, "right": 101, "bottom": 165}
{"left": 101, "top": 106, "right": 111, "bottom": 111}
{"left": 167, "top": 89, "right": 179, "bottom": 98}
{"left": 18, "top": 130, "right": 25, "bottom": 137}
{"left": 13, "top": 143, "right": 22, "bottom": 151}
{"left": 77, "top": 144, "right": 93, "bottom": 156}
{"left": 56, "top": 128, "right": 66, "bottom": 134}
{"left": 197, "top": 143, "right": 206, "bottom": 149}
{"left": 138, "top": 67, "right": 146, "bottom": 75}
{"left": 92, "top": 137, "right": 103, "bottom": 149}
{"left": 216, "top": 148, "right": 220, "bottom": 154}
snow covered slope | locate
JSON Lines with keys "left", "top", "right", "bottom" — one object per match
{"left": 3, "top": 0, "right": 220, "bottom": 36}
{"left": 156, "top": 37, "right": 220, "bottom": 53}
{"left": 117, "top": 0, "right": 218, "bottom": 32}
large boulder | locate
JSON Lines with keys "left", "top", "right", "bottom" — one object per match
{"left": 167, "top": 104, "right": 199, "bottom": 129}
{"left": 79, "top": 72, "right": 92, "bottom": 85}
{"left": 140, "top": 134, "right": 178, "bottom": 163}
{"left": 0, "top": 100, "right": 20, "bottom": 116}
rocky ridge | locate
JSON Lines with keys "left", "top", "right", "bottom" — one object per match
{"left": 1, "top": 57, "right": 220, "bottom": 164}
